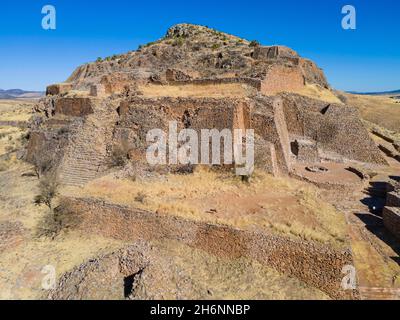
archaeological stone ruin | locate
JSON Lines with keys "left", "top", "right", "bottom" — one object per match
{"left": 25, "top": 23, "right": 386, "bottom": 186}
{"left": 14, "top": 23, "right": 400, "bottom": 301}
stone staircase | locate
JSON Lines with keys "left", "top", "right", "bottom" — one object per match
{"left": 58, "top": 99, "right": 118, "bottom": 186}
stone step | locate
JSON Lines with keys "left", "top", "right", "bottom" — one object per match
{"left": 57, "top": 108, "right": 117, "bottom": 186}
{"left": 62, "top": 167, "right": 102, "bottom": 174}
{"left": 62, "top": 171, "right": 96, "bottom": 177}
{"left": 64, "top": 158, "right": 104, "bottom": 164}
{"left": 62, "top": 172, "right": 100, "bottom": 178}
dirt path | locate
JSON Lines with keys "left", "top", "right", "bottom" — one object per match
{"left": 336, "top": 148, "right": 400, "bottom": 299}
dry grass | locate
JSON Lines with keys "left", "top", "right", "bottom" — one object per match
{"left": 138, "top": 83, "right": 252, "bottom": 98}
{"left": 0, "top": 159, "right": 330, "bottom": 299}
{"left": 344, "top": 93, "right": 400, "bottom": 133}
{"left": 288, "top": 84, "right": 343, "bottom": 104}
{"left": 0, "top": 125, "right": 29, "bottom": 173}
{"left": 67, "top": 167, "right": 347, "bottom": 247}
{"left": 0, "top": 127, "right": 28, "bottom": 156}
{"left": 0, "top": 99, "right": 34, "bottom": 121}
{"left": 64, "top": 90, "right": 90, "bottom": 97}
{"left": 0, "top": 102, "right": 128, "bottom": 299}
{"left": 0, "top": 231, "right": 125, "bottom": 299}
{"left": 0, "top": 161, "right": 125, "bottom": 299}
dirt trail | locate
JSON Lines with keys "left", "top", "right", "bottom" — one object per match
{"left": 338, "top": 147, "right": 400, "bottom": 300}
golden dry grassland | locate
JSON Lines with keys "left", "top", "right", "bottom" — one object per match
{"left": 138, "top": 83, "right": 252, "bottom": 98}
{"left": 66, "top": 166, "right": 347, "bottom": 248}
{"left": 344, "top": 93, "right": 400, "bottom": 133}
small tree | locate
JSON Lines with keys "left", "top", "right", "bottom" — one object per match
{"left": 34, "top": 158, "right": 52, "bottom": 179}
{"left": 34, "top": 175, "right": 59, "bottom": 210}
{"left": 249, "top": 40, "right": 260, "bottom": 47}
{"left": 109, "top": 141, "right": 132, "bottom": 168}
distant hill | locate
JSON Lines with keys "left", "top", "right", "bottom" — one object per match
{"left": 0, "top": 88, "right": 44, "bottom": 100}
{"left": 348, "top": 89, "right": 400, "bottom": 96}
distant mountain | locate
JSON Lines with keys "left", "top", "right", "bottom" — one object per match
{"left": 0, "top": 88, "right": 44, "bottom": 100}
{"left": 347, "top": 89, "right": 400, "bottom": 96}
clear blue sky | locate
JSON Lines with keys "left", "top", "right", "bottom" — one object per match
{"left": 0, "top": 0, "right": 399, "bottom": 92}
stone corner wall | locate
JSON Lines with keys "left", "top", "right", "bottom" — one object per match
{"left": 260, "top": 65, "right": 305, "bottom": 95}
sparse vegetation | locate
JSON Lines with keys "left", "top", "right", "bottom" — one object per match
{"left": 34, "top": 174, "right": 59, "bottom": 210}
{"left": 334, "top": 91, "right": 348, "bottom": 103}
{"left": 211, "top": 43, "right": 221, "bottom": 50}
{"left": 138, "top": 83, "right": 250, "bottom": 98}
{"left": 249, "top": 40, "right": 260, "bottom": 47}
{"left": 134, "top": 191, "right": 147, "bottom": 204}
{"left": 344, "top": 92, "right": 400, "bottom": 133}
{"left": 34, "top": 158, "right": 53, "bottom": 178}
{"left": 35, "top": 211, "right": 62, "bottom": 239}
{"left": 1, "top": 23, "right": 400, "bottom": 300}
{"left": 0, "top": 161, "right": 8, "bottom": 172}
{"left": 72, "top": 167, "right": 347, "bottom": 247}
{"left": 172, "top": 37, "right": 184, "bottom": 47}
{"left": 109, "top": 142, "right": 132, "bottom": 168}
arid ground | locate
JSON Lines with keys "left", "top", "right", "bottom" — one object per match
{"left": 1, "top": 95, "right": 399, "bottom": 299}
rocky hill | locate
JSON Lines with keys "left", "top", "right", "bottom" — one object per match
{"left": 26, "top": 23, "right": 387, "bottom": 187}
{"left": 67, "top": 23, "right": 328, "bottom": 90}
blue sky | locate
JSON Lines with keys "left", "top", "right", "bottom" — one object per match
{"left": 0, "top": 0, "right": 399, "bottom": 92}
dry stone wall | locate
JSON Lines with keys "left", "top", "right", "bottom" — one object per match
{"left": 46, "top": 83, "right": 73, "bottom": 96}
{"left": 260, "top": 65, "right": 305, "bottom": 95}
{"left": 281, "top": 93, "right": 387, "bottom": 165}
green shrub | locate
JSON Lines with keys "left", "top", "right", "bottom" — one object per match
{"left": 109, "top": 142, "right": 132, "bottom": 168}
{"left": 249, "top": 40, "right": 260, "bottom": 47}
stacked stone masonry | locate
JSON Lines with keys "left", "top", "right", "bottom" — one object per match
{"left": 55, "top": 197, "right": 358, "bottom": 300}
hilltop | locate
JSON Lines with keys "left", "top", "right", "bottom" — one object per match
{"left": 67, "top": 23, "right": 328, "bottom": 91}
